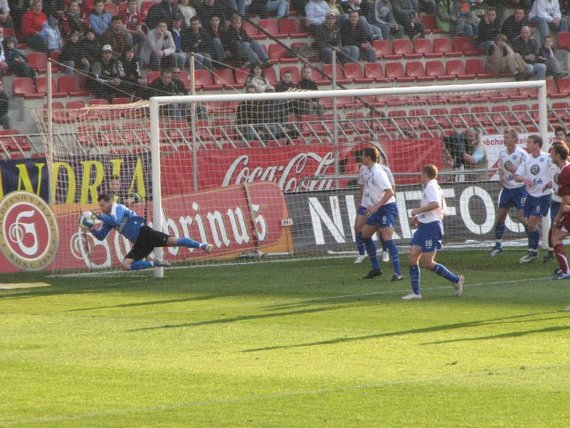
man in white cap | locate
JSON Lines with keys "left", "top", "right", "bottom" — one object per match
{"left": 88, "top": 44, "right": 129, "bottom": 101}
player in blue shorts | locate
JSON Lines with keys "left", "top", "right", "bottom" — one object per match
{"left": 82, "top": 193, "right": 213, "bottom": 271}
{"left": 402, "top": 164, "right": 464, "bottom": 300}
{"left": 490, "top": 128, "right": 528, "bottom": 256}
{"left": 360, "top": 147, "right": 402, "bottom": 280}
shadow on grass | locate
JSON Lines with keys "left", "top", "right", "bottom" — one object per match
{"left": 242, "top": 311, "right": 569, "bottom": 352}
{"left": 66, "top": 295, "right": 218, "bottom": 312}
{"left": 422, "top": 325, "right": 570, "bottom": 345}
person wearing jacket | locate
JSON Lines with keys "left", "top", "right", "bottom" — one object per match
{"left": 529, "top": 0, "right": 570, "bottom": 42}
{"left": 140, "top": 21, "right": 182, "bottom": 70}
{"left": 20, "top": 0, "right": 47, "bottom": 52}
{"left": 88, "top": 0, "right": 112, "bottom": 37}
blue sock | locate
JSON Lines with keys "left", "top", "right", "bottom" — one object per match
{"left": 356, "top": 232, "right": 365, "bottom": 256}
{"left": 131, "top": 260, "right": 153, "bottom": 270}
{"left": 433, "top": 263, "right": 460, "bottom": 284}
{"left": 410, "top": 265, "right": 421, "bottom": 294}
{"left": 177, "top": 237, "right": 201, "bottom": 249}
{"left": 364, "top": 237, "right": 381, "bottom": 271}
{"left": 529, "top": 230, "right": 540, "bottom": 251}
{"left": 385, "top": 240, "right": 401, "bottom": 276}
{"left": 495, "top": 223, "right": 505, "bottom": 243}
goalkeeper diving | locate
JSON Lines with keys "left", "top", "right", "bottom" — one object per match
{"left": 81, "top": 193, "right": 213, "bottom": 270}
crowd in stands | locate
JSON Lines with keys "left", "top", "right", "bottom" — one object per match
{"left": 0, "top": 0, "right": 567, "bottom": 107}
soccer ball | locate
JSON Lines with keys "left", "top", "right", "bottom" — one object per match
{"left": 79, "top": 211, "right": 99, "bottom": 230}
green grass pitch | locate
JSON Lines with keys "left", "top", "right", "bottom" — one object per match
{"left": 1, "top": 250, "right": 570, "bottom": 427}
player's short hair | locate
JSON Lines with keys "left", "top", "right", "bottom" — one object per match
{"left": 111, "top": 15, "right": 123, "bottom": 23}
{"left": 423, "top": 164, "right": 438, "bottom": 179}
{"left": 528, "top": 134, "right": 543, "bottom": 147}
{"left": 555, "top": 126, "right": 566, "bottom": 134}
{"left": 551, "top": 141, "right": 569, "bottom": 160}
{"left": 98, "top": 193, "right": 111, "bottom": 202}
{"left": 363, "top": 147, "right": 379, "bottom": 163}
{"left": 504, "top": 127, "right": 518, "bottom": 140}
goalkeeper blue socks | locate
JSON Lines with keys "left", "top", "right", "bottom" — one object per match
{"left": 410, "top": 265, "right": 421, "bottom": 294}
{"left": 433, "top": 263, "right": 459, "bottom": 284}
{"left": 495, "top": 222, "right": 505, "bottom": 242}
{"left": 529, "top": 230, "right": 540, "bottom": 251}
{"left": 177, "top": 237, "right": 201, "bottom": 249}
{"left": 131, "top": 260, "right": 153, "bottom": 270}
{"left": 384, "top": 240, "right": 401, "bottom": 276}
{"left": 364, "top": 237, "right": 380, "bottom": 271}
{"left": 355, "top": 232, "right": 366, "bottom": 256}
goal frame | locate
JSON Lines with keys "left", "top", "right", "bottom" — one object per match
{"left": 150, "top": 81, "right": 549, "bottom": 277}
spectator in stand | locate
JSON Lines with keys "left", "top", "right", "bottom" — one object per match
{"left": 120, "top": 46, "right": 146, "bottom": 98}
{"left": 141, "top": 20, "right": 183, "bottom": 70}
{"left": 409, "top": 11, "right": 425, "bottom": 39}
{"left": 305, "top": 0, "right": 331, "bottom": 33}
{"left": 83, "top": 28, "right": 102, "bottom": 65}
{"left": 178, "top": 0, "right": 196, "bottom": 27}
{"left": 88, "top": 44, "right": 129, "bottom": 101}
{"left": 39, "top": 16, "right": 63, "bottom": 54}
{"left": 245, "top": 63, "right": 274, "bottom": 92}
{"left": 171, "top": 66, "right": 208, "bottom": 119}
{"left": 327, "top": 0, "right": 342, "bottom": 17}
{"left": 121, "top": 0, "right": 145, "bottom": 55}
{"left": 275, "top": 70, "right": 295, "bottom": 91}
{"left": 340, "top": 10, "right": 376, "bottom": 63}
{"left": 266, "top": 0, "right": 290, "bottom": 19}
{"left": 0, "top": 0, "right": 13, "bottom": 28}
{"left": 102, "top": 16, "right": 132, "bottom": 60}
{"left": 454, "top": 0, "right": 479, "bottom": 37}
{"left": 418, "top": 0, "right": 436, "bottom": 14}
{"left": 237, "top": 85, "right": 261, "bottom": 141}
{"left": 0, "top": 26, "right": 7, "bottom": 74}
{"left": 342, "top": 0, "right": 383, "bottom": 40}
{"left": 171, "top": 15, "right": 184, "bottom": 63}
{"left": 434, "top": 0, "right": 454, "bottom": 34}
{"left": 60, "top": 1, "right": 87, "bottom": 40}
{"left": 145, "top": 0, "right": 183, "bottom": 30}
{"left": 512, "top": 26, "right": 548, "bottom": 81}
{"left": 206, "top": 14, "right": 227, "bottom": 64}
{"left": 181, "top": 16, "right": 214, "bottom": 69}
{"left": 477, "top": 7, "right": 500, "bottom": 52}
{"left": 3, "top": 37, "right": 36, "bottom": 78}
{"left": 315, "top": 13, "right": 346, "bottom": 63}
{"left": 297, "top": 66, "right": 324, "bottom": 116}
{"left": 484, "top": 0, "right": 531, "bottom": 23}
{"left": 60, "top": 29, "right": 90, "bottom": 74}
{"left": 21, "top": 0, "right": 48, "bottom": 52}
{"left": 392, "top": 0, "right": 418, "bottom": 40}
{"left": 540, "top": 35, "right": 568, "bottom": 79}
{"left": 89, "top": 0, "right": 112, "bottom": 38}
{"left": 529, "top": 0, "right": 570, "bottom": 43}
{"left": 224, "top": 14, "right": 269, "bottom": 67}
{"left": 198, "top": 0, "right": 226, "bottom": 29}
{"left": 370, "top": 0, "right": 403, "bottom": 40}
{"left": 0, "top": 79, "right": 10, "bottom": 129}
{"left": 501, "top": 8, "right": 529, "bottom": 43}
{"left": 461, "top": 127, "right": 488, "bottom": 182}
{"left": 486, "top": 33, "right": 534, "bottom": 80}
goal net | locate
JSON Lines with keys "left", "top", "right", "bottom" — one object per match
{"left": 30, "top": 80, "right": 550, "bottom": 274}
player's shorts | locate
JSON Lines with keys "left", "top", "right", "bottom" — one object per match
{"left": 366, "top": 202, "right": 398, "bottom": 228}
{"left": 523, "top": 194, "right": 551, "bottom": 218}
{"left": 551, "top": 200, "right": 562, "bottom": 222}
{"left": 125, "top": 225, "right": 170, "bottom": 261}
{"left": 357, "top": 205, "right": 367, "bottom": 216}
{"left": 411, "top": 221, "right": 443, "bottom": 253}
{"left": 498, "top": 186, "right": 527, "bottom": 210}
{"left": 557, "top": 213, "right": 570, "bottom": 232}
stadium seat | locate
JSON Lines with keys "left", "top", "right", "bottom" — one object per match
{"left": 421, "top": 14, "right": 440, "bottom": 33}
{"left": 264, "top": 67, "right": 277, "bottom": 85}
{"left": 385, "top": 62, "right": 414, "bottom": 82}
{"left": 278, "top": 18, "right": 306, "bottom": 38}
{"left": 445, "top": 60, "right": 475, "bottom": 80}
{"left": 343, "top": 63, "right": 369, "bottom": 83}
{"left": 280, "top": 66, "right": 301, "bottom": 84}
{"left": 66, "top": 100, "right": 86, "bottom": 109}
{"left": 471, "top": 106, "right": 492, "bottom": 126}
{"left": 405, "top": 61, "right": 431, "bottom": 81}
{"left": 557, "top": 32, "right": 570, "bottom": 50}
{"left": 372, "top": 40, "right": 400, "bottom": 59}
{"left": 89, "top": 98, "right": 109, "bottom": 105}
{"left": 363, "top": 63, "right": 387, "bottom": 82}
{"left": 259, "top": 18, "right": 282, "bottom": 37}
{"left": 450, "top": 106, "right": 471, "bottom": 127}
{"left": 242, "top": 20, "right": 264, "bottom": 40}
{"left": 36, "top": 77, "right": 66, "bottom": 97}
{"left": 413, "top": 38, "right": 441, "bottom": 58}
{"left": 465, "top": 59, "right": 494, "bottom": 78}
{"left": 425, "top": 60, "right": 454, "bottom": 80}
{"left": 393, "top": 39, "right": 421, "bottom": 58}
{"left": 213, "top": 68, "right": 237, "bottom": 88}
{"left": 430, "top": 107, "right": 452, "bottom": 128}
{"left": 103, "top": 2, "right": 117, "bottom": 14}
{"left": 140, "top": 1, "right": 154, "bottom": 16}
{"left": 28, "top": 52, "right": 48, "bottom": 73}
{"left": 193, "top": 69, "right": 218, "bottom": 90}
{"left": 148, "top": 70, "right": 160, "bottom": 83}
{"left": 57, "top": 75, "right": 89, "bottom": 96}
{"left": 323, "top": 64, "right": 350, "bottom": 84}
{"left": 234, "top": 68, "right": 249, "bottom": 86}
{"left": 453, "top": 36, "right": 482, "bottom": 55}
{"left": 268, "top": 44, "right": 298, "bottom": 63}
{"left": 433, "top": 38, "right": 461, "bottom": 57}
{"left": 12, "top": 77, "right": 42, "bottom": 99}
{"left": 112, "top": 97, "right": 131, "bottom": 104}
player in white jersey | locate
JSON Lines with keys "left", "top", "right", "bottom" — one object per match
{"left": 360, "top": 147, "right": 401, "bottom": 279}
{"left": 515, "top": 134, "right": 553, "bottom": 263}
{"left": 402, "top": 164, "right": 464, "bottom": 300}
{"left": 490, "top": 128, "right": 529, "bottom": 256}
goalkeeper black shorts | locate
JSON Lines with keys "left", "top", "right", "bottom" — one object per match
{"left": 125, "top": 225, "right": 170, "bottom": 261}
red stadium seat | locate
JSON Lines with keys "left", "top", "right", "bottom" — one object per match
{"left": 343, "top": 63, "right": 370, "bottom": 83}
{"left": 421, "top": 14, "right": 440, "bottom": 33}
{"left": 453, "top": 36, "right": 481, "bottom": 55}
{"left": 235, "top": 68, "right": 249, "bottom": 86}
{"left": 393, "top": 39, "right": 421, "bottom": 58}
{"left": 278, "top": 18, "right": 306, "bottom": 37}
{"left": 213, "top": 68, "right": 237, "bottom": 88}
{"left": 425, "top": 60, "right": 454, "bottom": 80}
{"left": 413, "top": 38, "right": 441, "bottom": 58}
{"left": 259, "top": 18, "right": 282, "bottom": 37}
{"left": 264, "top": 67, "right": 277, "bottom": 85}
{"left": 405, "top": 61, "right": 432, "bottom": 81}
{"left": 193, "top": 69, "right": 219, "bottom": 90}
{"left": 372, "top": 40, "right": 399, "bottom": 59}
{"left": 12, "top": 77, "right": 42, "bottom": 99}
{"left": 89, "top": 98, "right": 109, "bottom": 105}
{"left": 27, "top": 52, "right": 47, "bottom": 73}
{"left": 36, "top": 76, "right": 66, "bottom": 97}
{"left": 446, "top": 59, "right": 475, "bottom": 79}
{"left": 430, "top": 107, "right": 452, "bottom": 128}
{"left": 268, "top": 43, "right": 298, "bottom": 63}
{"left": 433, "top": 38, "right": 461, "bottom": 57}
{"left": 66, "top": 100, "right": 86, "bottom": 109}
{"left": 242, "top": 20, "right": 264, "bottom": 40}
{"left": 103, "top": 2, "right": 118, "bottom": 15}
{"left": 363, "top": 63, "right": 387, "bottom": 82}
{"left": 140, "top": 1, "right": 154, "bottom": 16}
{"left": 558, "top": 32, "right": 570, "bottom": 50}
{"left": 323, "top": 64, "right": 350, "bottom": 84}
{"left": 465, "top": 59, "right": 494, "bottom": 78}
{"left": 385, "top": 62, "right": 414, "bottom": 82}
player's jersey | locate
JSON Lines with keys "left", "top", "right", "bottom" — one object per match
{"left": 515, "top": 152, "right": 553, "bottom": 197}
{"left": 418, "top": 179, "right": 446, "bottom": 224}
{"left": 362, "top": 163, "right": 396, "bottom": 208}
{"left": 549, "top": 163, "right": 562, "bottom": 203}
{"left": 358, "top": 164, "right": 395, "bottom": 206}
{"left": 498, "top": 146, "right": 528, "bottom": 189}
{"left": 91, "top": 202, "right": 146, "bottom": 242}
{"left": 557, "top": 163, "right": 570, "bottom": 199}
